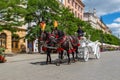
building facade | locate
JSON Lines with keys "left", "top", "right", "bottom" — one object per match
{"left": 84, "top": 10, "right": 112, "bottom": 34}
{"left": 0, "top": 27, "right": 26, "bottom": 54}
{"left": 58, "top": 0, "right": 85, "bottom": 20}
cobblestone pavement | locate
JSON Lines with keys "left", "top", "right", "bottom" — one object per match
{"left": 0, "top": 51, "right": 120, "bottom": 80}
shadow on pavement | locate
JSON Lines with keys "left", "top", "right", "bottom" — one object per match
{"left": 30, "top": 57, "right": 98, "bottom": 66}
{"left": 30, "top": 61, "right": 56, "bottom": 65}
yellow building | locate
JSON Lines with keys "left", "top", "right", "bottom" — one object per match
{"left": 0, "top": 28, "right": 26, "bottom": 54}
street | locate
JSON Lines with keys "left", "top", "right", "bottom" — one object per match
{"left": 0, "top": 51, "right": 120, "bottom": 80}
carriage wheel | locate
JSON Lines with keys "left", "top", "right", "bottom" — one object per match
{"left": 95, "top": 46, "right": 100, "bottom": 59}
{"left": 83, "top": 47, "right": 89, "bottom": 62}
{"left": 77, "top": 47, "right": 83, "bottom": 59}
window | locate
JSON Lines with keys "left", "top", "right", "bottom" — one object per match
{"left": 78, "top": 13, "right": 80, "bottom": 18}
{"left": 0, "top": 33, "right": 6, "bottom": 48}
{"left": 75, "top": 11, "right": 77, "bottom": 17}
{"left": 75, "top": 3, "right": 77, "bottom": 9}
{"left": 72, "top": 0, "right": 74, "bottom": 6}
{"left": 78, "top": 6, "right": 80, "bottom": 11}
{"left": 12, "top": 35, "right": 19, "bottom": 48}
{"left": 81, "top": 8, "right": 83, "bottom": 13}
{"left": 68, "top": 0, "right": 70, "bottom": 3}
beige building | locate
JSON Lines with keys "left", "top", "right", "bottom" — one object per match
{"left": 84, "top": 10, "right": 112, "bottom": 34}
{"left": 58, "top": 0, "right": 85, "bottom": 20}
{"left": 0, "top": 27, "right": 26, "bottom": 54}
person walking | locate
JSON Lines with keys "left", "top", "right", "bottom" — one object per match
{"left": 28, "top": 42, "right": 32, "bottom": 54}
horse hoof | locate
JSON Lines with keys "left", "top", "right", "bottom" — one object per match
{"left": 73, "top": 61, "right": 76, "bottom": 63}
{"left": 67, "top": 62, "right": 71, "bottom": 65}
{"left": 56, "top": 63, "right": 60, "bottom": 66}
{"left": 46, "top": 62, "right": 48, "bottom": 64}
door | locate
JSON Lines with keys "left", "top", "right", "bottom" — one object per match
{"left": 12, "top": 36, "right": 19, "bottom": 53}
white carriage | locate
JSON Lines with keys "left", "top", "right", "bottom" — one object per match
{"left": 77, "top": 36, "right": 101, "bottom": 62}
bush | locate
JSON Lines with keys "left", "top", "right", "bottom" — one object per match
{"left": 0, "top": 48, "right": 6, "bottom": 63}
{"left": 0, "top": 48, "right": 5, "bottom": 55}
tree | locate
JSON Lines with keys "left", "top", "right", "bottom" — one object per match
{"left": 0, "top": 0, "right": 27, "bottom": 33}
{"left": 25, "top": 0, "right": 61, "bottom": 41}
{"left": 57, "top": 7, "right": 80, "bottom": 35}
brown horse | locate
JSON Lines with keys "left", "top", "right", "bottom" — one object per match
{"left": 40, "top": 31, "right": 57, "bottom": 64}
{"left": 52, "top": 29, "right": 79, "bottom": 64}
{"left": 69, "top": 35, "right": 80, "bottom": 60}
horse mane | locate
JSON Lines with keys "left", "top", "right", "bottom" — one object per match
{"left": 40, "top": 31, "right": 49, "bottom": 41}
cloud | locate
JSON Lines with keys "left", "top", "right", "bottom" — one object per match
{"left": 107, "top": 23, "right": 120, "bottom": 28}
{"left": 114, "top": 17, "right": 120, "bottom": 23}
{"left": 83, "top": 0, "right": 120, "bottom": 16}
{"left": 111, "top": 28, "right": 120, "bottom": 38}
{"left": 107, "top": 18, "right": 120, "bottom": 37}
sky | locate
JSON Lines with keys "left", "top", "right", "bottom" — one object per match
{"left": 82, "top": 0, "right": 120, "bottom": 38}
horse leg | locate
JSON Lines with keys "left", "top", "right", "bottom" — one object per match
{"left": 60, "top": 51, "right": 63, "bottom": 60}
{"left": 75, "top": 47, "right": 79, "bottom": 60}
{"left": 67, "top": 52, "right": 70, "bottom": 64}
{"left": 46, "top": 52, "right": 49, "bottom": 64}
{"left": 48, "top": 49, "right": 52, "bottom": 64}
{"left": 58, "top": 51, "right": 63, "bottom": 64}
{"left": 72, "top": 52, "right": 76, "bottom": 63}
{"left": 46, "top": 49, "right": 51, "bottom": 64}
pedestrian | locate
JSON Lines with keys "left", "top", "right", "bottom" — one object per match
{"left": 28, "top": 42, "right": 32, "bottom": 54}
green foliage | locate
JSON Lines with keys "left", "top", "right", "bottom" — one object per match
{"left": 26, "top": 25, "right": 41, "bottom": 41}
{"left": 0, "top": 0, "right": 119, "bottom": 45}
{"left": 0, "top": 0, "right": 27, "bottom": 32}
{"left": 58, "top": 7, "right": 78, "bottom": 35}
{"left": 25, "top": 0, "right": 62, "bottom": 41}
{"left": 0, "top": 47, "right": 5, "bottom": 55}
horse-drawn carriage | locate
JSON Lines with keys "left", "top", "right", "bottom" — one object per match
{"left": 40, "top": 30, "right": 101, "bottom": 65}
{"left": 77, "top": 36, "right": 100, "bottom": 62}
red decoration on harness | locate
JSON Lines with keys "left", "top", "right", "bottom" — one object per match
{"left": 78, "top": 36, "right": 81, "bottom": 40}
{"left": 42, "top": 46, "right": 47, "bottom": 51}
{"left": 72, "top": 40, "right": 75, "bottom": 43}
{"left": 71, "top": 48, "right": 76, "bottom": 52}
{"left": 60, "top": 36, "right": 66, "bottom": 44}
{"left": 68, "top": 49, "right": 72, "bottom": 54}
{"left": 55, "top": 35, "right": 59, "bottom": 38}
{"left": 57, "top": 48, "right": 64, "bottom": 52}
{"left": 77, "top": 43, "right": 80, "bottom": 46}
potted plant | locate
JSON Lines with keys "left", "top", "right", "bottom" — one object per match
{"left": 0, "top": 47, "right": 6, "bottom": 63}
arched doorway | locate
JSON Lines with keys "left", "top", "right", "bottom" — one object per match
{"left": 0, "top": 33, "right": 7, "bottom": 48}
{"left": 12, "top": 34, "right": 19, "bottom": 53}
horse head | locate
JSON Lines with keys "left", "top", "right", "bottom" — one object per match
{"left": 39, "top": 31, "right": 49, "bottom": 45}
{"left": 40, "top": 31, "right": 58, "bottom": 47}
